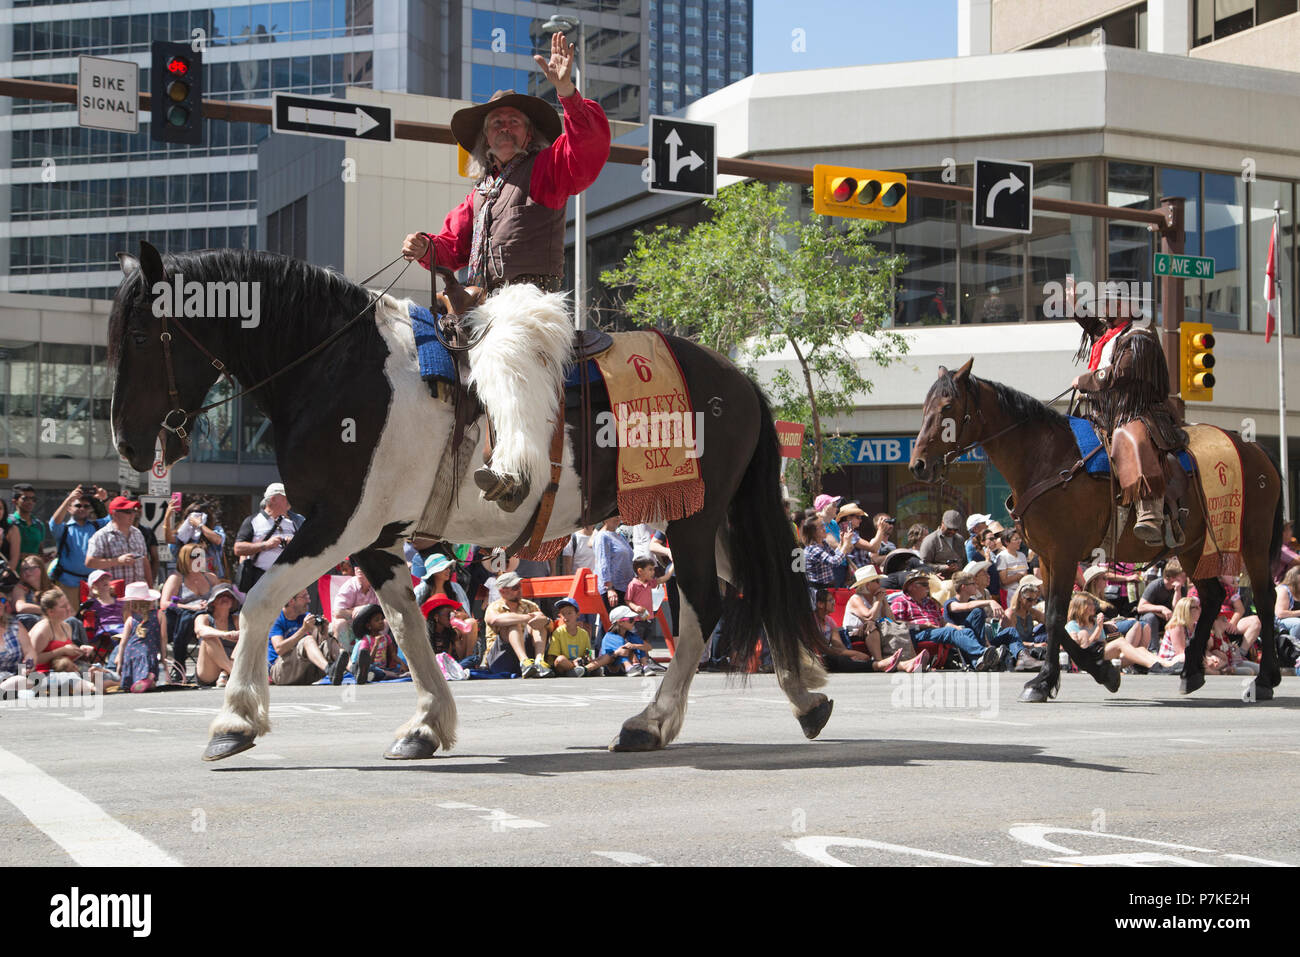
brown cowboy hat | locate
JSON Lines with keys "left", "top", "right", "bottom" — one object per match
{"left": 450, "top": 90, "right": 562, "bottom": 154}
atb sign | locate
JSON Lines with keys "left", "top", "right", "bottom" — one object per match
{"left": 1154, "top": 253, "right": 1215, "bottom": 279}
{"left": 647, "top": 116, "right": 716, "bottom": 199}
{"left": 78, "top": 56, "right": 138, "bottom": 133}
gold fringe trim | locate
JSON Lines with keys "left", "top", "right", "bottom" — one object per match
{"left": 617, "top": 478, "right": 706, "bottom": 526}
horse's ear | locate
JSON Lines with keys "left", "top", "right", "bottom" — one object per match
{"left": 137, "top": 240, "right": 166, "bottom": 288}
{"left": 937, "top": 366, "right": 948, "bottom": 378}
{"left": 954, "top": 358, "right": 974, "bottom": 381}
{"left": 117, "top": 252, "right": 139, "bottom": 276}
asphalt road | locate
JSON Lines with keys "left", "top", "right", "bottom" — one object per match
{"left": 2, "top": 672, "right": 1297, "bottom": 867}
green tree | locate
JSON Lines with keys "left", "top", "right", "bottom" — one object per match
{"left": 600, "top": 181, "right": 908, "bottom": 496}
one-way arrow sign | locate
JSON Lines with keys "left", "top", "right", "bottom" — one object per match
{"left": 973, "top": 157, "right": 1033, "bottom": 233}
{"left": 648, "top": 116, "right": 716, "bottom": 199}
{"left": 272, "top": 93, "right": 392, "bottom": 142}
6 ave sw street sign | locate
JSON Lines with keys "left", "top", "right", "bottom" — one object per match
{"left": 272, "top": 93, "right": 392, "bottom": 142}
{"left": 647, "top": 116, "right": 716, "bottom": 199}
{"left": 1154, "top": 253, "right": 1216, "bottom": 279}
{"left": 973, "top": 158, "right": 1033, "bottom": 233}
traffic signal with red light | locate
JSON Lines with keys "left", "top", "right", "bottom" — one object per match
{"left": 151, "top": 41, "right": 203, "bottom": 145}
{"left": 1181, "top": 321, "right": 1216, "bottom": 402}
{"left": 812, "top": 165, "right": 907, "bottom": 222}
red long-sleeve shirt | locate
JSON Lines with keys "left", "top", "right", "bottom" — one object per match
{"left": 419, "top": 92, "right": 611, "bottom": 273}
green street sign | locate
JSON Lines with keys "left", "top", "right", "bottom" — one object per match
{"left": 1154, "top": 253, "right": 1215, "bottom": 279}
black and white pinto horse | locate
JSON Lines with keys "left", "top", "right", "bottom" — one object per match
{"left": 110, "top": 242, "right": 831, "bottom": 761}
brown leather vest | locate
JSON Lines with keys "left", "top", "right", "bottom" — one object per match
{"left": 471, "top": 152, "right": 566, "bottom": 282}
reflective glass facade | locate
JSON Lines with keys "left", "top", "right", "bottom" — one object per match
{"left": 647, "top": 0, "right": 751, "bottom": 115}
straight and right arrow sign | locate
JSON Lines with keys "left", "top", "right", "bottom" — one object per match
{"left": 973, "top": 158, "right": 1034, "bottom": 233}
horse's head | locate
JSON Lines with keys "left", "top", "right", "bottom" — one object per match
{"left": 110, "top": 241, "right": 222, "bottom": 471}
{"left": 910, "top": 357, "right": 979, "bottom": 482}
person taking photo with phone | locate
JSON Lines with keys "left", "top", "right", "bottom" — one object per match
{"left": 85, "top": 496, "right": 151, "bottom": 586}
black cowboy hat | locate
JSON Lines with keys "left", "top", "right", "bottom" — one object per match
{"left": 450, "top": 90, "right": 562, "bottom": 154}
{"left": 351, "top": 604, "right": 385, "bottom": 637}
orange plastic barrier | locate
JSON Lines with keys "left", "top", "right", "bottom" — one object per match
{"left": 519, "top": 567, "right": 675, "bottom": 659}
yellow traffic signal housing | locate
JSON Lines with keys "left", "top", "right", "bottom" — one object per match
{"left": 1181, "top": 321, "right": 1216, "bottom": 402}
{"left": 457, "top": 145, "right": 470, "bottom": 178}
{"left": 812, "top": 165, "right": 907, "bottom": 223}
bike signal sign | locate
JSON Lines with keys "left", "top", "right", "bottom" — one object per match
{"left": 647, "top": 116, "right": 716, "bottom": 199}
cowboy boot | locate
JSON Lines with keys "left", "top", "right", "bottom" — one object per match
{"left": 474, "top": 465, "right": 529, "bottom": 513}
{"left": 1134, "top": 498, "right": 1164, "bottom": 545}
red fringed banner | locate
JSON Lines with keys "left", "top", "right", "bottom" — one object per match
{"left": 593, "top": 330, "right": 706, "bottom": 525}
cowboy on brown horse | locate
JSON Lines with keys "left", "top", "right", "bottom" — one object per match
{"left": 1069, "top": 296, "right": 1188, "bottom": 545}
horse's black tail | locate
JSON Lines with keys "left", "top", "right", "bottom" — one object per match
{"left": 719, "top": 383, "right": 828, "bottom": 680}
{"left": 1264, "top": 445, "right": 1286, "bottom": 566}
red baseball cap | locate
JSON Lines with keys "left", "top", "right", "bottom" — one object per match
{"left": 108, "top": 496, "right": 140, "bottom": 511}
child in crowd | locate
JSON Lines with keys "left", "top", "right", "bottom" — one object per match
{"left": 117, "top": 581, "right": 169, "bottom": 693}
{"left": 349, "top": 604, "right": 408, "bottom": 684}
{"left": 545, "top": 597, "right": 615, "bottom": 677}
{"left": 599, "top": 606, "right": 654, "bottom": 677}
{"left": 624, "top": 556, "right": 671, "bottom": 674}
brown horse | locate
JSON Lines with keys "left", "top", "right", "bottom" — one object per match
{"left": 910, "top": 358, "right": 1283, "bottom": 703}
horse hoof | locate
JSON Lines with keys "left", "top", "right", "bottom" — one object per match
{"left": 1179, "top": 673, "right": 1206, "bottom": 696}
{"left": 383, "top": 733, "right": 438, "bottom": 760}
{"left": 1252, "top": 680, "right": 1274, "bottom": 702}
{"left": 609, "top": 727, "right": 661, "bottom": 752}
{"left": 1102, "top": 664, "right": 1122, "bottom": 694}
{"left": 1019, "top": 685, "right": 1050, "bottom": 703}
{"left": 202, "top": 732, "right": 255, "bottom": 762}
{"left": 797, "top": 698, "right": 834, "bottom": 740}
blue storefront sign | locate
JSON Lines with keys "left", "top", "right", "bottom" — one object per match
{"left": 826, "top": 435, "right": 987, "bottom": 466}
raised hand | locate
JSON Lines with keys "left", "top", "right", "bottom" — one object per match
{"left": 534, "top": 30, "right": 576, "bottom": 97}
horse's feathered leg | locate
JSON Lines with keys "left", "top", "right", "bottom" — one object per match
{"left": 357, "top": 545, "right": 457, "bottom": 758}
{"left": 610, "top": 518, "right": 722, "bottom": 752}
{"left": 204, "top": 539, "right": 352, "bottom": 760}
{"left": 1021, "top": 560, "right": 1066, "bottom": 703}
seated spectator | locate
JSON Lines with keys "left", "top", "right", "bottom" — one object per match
{"left": 164, "top": 500, "right": 228, "bottom": 580}
{"left": 944, "top": 566, "right": 1005, "bottom": 652}
{"left": 918, "top": 511, "right": 966, "bottom": 579}
{"left": 994, "top": 528, "right": 1029, "bottom": 592}
{"left": 1209, "top": 575, "right": 1263, "bottom": 659}
{"left": 1100, "top": 559, "right": 1142, "bottom": 617}
{"left": 331, "top": 564, "right": 379, "bottom": 651}
{"left": 1156, "top": 596, "right": 1195, "bottom": 669}
{"left": 544, "top": 597, "right": 614, "bottom": 677}
{"left": 161, "top": 543, "right": 219, "bottom": 613}
{"left": 0, "top": 570, "right": 37, "bottom": 697}
{"left": 1066, "top": 592, "right": 1180, "bottom": 674}
{"left": 814, "top": 494, "right": 842, "bottom": 545}
{"left": 842, "top": 564, "right": 889, "bottom": 644}
{"left": 905, "top": 522, "right": 928, "bottom": 551}
{"left": 1271, "top": 520, "right": 1300, "bottom": 583}
{"left": 269, "top": 589, "right": 345, "bottom": 686}
{"left": 117, "top": 581, "right": 169, "bottom": 693}
{"left": 414, "top": 553, "right": 474, "bottom": 622}
{"left": 424, "top": 593, "right": 477, "bottom": 664}
{"left": 891, "top": 569, "right": 999, "bottom": 671}
{"left": 1273, "top": 565, "right": 1300, "bottom": 652}
{"left": 624, "top": 556, "right": 671, "bottom": 674}
{"left": 28, "top": 588, "right": 99, "bottom": 693}
{"left": 481, "top": 571, "right": 552, "bottom": 677}
{"left": 194, "top": 583, "right": 242, "bottom": 687}
{"left": 1137, "top": 559, "right": 1186, "bottom": 653}
{"left": 348, "top": 604, "right": 408, "bottom": 684}
{"left": 598, "top": 605, "right": 653, "bottom": 676}
{"left": 14, "top": 555, "right": 52, "bottom": 619}
{"left": 1081, "top": 565, "right": 1152, "bottom": 654}
{"left": 800, "top": 517, "right": 853, "bottom": 595}
{"left": 992, "top": 576, "right": 1046, "bottom": 668}
{"left": 83, "top": 569, "right": 125, "bottom": 659}
{"left": 965, "top": 513, "right": 991, "bottom": 563}
{"left": 817, "top": 585, "right": 926, "bottom": 674}
{"left": 865, "top": 513, "right": 898, "bottom": 565}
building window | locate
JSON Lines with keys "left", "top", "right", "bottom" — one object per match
{"left": 1194, "top": 0, "right": 1295, "bottom": 45}
{"left": 1027, "top": 2, "right": 1148, "bottom": 50}
{"left": 267, "top": 197, "right": 308, "bottom": 260}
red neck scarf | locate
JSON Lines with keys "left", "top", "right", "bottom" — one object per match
{"left": 1088, "top": 320, "right": 1131, "bottom": 371}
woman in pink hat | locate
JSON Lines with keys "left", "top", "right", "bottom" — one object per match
{"left": 116, "top": 581, "right": 169, "bottom": 693}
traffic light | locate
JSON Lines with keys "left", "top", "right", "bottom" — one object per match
{"left": 812, "top": 165, "right": 907, "bottom": 222}
{"left": 151, "top": 41, "right": 203, "bottom": 145}
{"left": 1181, "top": 321, "right": 1216, "bottom": 402}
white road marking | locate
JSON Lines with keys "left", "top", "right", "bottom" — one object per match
{"left": 593, "top": 850, "right": 664, "bottom": 866}
{"left": 1069, "top": 729, "right": 1123, "bottom": 736}
{"left": 913, "top": 714, "right": 1032, "bottom": 727}
{"left": 1221, "top": 854, "right": 1293, "bottom": 866}
{"left": 0, "top": 745, "right": 180, "bottom": 867}
{"left": 786, "top": 836, "right": 993, "bottom": 867}
{"left": 1168, "top": 738, "right": 1210, "bottom": 744}
{"left": 129, "top": 727, "right": 160, "bottom": 733}
{"left": 249, "top": 753, "right": 286, "bottom": 761}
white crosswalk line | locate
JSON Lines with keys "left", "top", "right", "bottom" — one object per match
{"left": 0, "top": 745, "right": 180, "bottom": 867}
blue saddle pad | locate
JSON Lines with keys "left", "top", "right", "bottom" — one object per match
{"left": 1068, "top": 416, "right": 1193, "bottom": 475}
{"left": 410, "top": 302, "right": 457, "bottom": 385}
{"left": 564, "top": 359, "right": 603, "bottom": 389}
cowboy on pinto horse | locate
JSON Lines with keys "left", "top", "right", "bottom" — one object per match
{"left": 401, "top": 31, "right": 611, "bottom": 512}
{"left": 1069, "top": 297, "right": 1188, "bottom": 545}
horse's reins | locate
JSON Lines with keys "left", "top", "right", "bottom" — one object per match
{"left": 156, "top": 254, "right": 413, "bottom": 441}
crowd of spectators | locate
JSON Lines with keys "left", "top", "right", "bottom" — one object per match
{"left": 794, "top": 495, "right": 1300, "bottom": 678}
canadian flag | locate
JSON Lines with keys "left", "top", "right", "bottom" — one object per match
{"left": 1264, "top": 218, "right": 1280, "bottom": 343}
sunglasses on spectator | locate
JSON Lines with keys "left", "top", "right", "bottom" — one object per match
{"left": 16, "top": 495, "right": 35, "bottom": 502}
{"left": 72, "top": 502, "right": 92, "bottom": 508}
